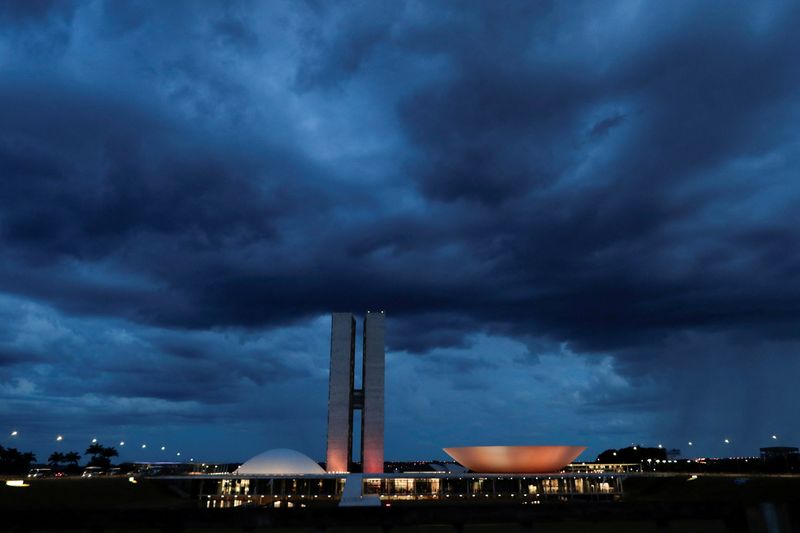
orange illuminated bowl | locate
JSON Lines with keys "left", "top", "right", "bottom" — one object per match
{"left": 443, "top": 445, "right": 586, "bottom": 473}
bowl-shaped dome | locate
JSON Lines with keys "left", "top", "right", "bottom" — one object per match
{"left": 236, "top": 449, "right": 325, "bottom": 475}
{"left": 443, "top": 445, "right": 586, "bottom": 473}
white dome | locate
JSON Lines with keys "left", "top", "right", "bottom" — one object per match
{"left": 236, "top": 449, "right": 325, "bottom": 475}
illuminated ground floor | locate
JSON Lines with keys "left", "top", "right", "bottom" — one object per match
{"left": 196, "top": 472, "right": 623, "bottom": 509}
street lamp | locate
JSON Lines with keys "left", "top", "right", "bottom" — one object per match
{"left": 10, "top": 430, "right": 18, "bottom": 437}
{"left": 56, "top": 435, "right": 63, "bottom": 441}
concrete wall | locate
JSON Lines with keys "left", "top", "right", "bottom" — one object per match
{"left": 326, "top": 313, "right": 355, "bottom": 473}
{"left": 361, "top": 311, "right": 385, "bottom": 474}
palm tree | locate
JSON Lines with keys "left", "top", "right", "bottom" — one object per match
{"left": 100, "top": 446, "right": 119, "bottom": 461}
{"left": 64, "top": 451, "right": 81, "bottom": 465}
{"left": 48, "top": 452, "right": 66, "bottom": 467}
{"left": 21, "top": 451, "right": 37, "bottom": 465}
{"left": 61, "top": 451, "right": 81, "bottom": 474}
{"left": 85, "top": 443, "right": 105, "bottom": 457}
{"left": 0, "top": 447, "right": 36, "bottom": 475}
{"left": 85, "top": 443, "right": 118, "bottom": 468}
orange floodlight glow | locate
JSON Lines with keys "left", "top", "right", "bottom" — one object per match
{"left": 443, "top": 445, "right": 586, "bottom": 473}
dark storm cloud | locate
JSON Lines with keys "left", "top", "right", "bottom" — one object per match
{"left": 294, "top": 1, "right": 402, "bottom": 91}
{"left": 0, "top": 1, "right": 52, "bottom": 19}
{"left": 1, "top": 0, "right": 799, "bottom": 458}
{"left": 387, "top": 1, "right": 800, "bottom": 352}
{"left": 589, "top": 114, "right": 626, "bottom": 139}
{"left": 0, "top": 347, "right": 41, "bottom": 367}
{"left": 0, "top": 80, "right": 304, "bottom": 255}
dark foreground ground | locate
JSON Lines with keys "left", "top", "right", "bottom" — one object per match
{"left": 1, "top": 475, "right": 799, "bottom": 532}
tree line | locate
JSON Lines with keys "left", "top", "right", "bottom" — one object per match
{"left": 0, "top": 443, "right": 119, "bottom": 474}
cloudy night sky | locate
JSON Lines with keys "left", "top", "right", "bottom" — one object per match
{"left": 1, "top": 1, "right": 799, "bottom": 465}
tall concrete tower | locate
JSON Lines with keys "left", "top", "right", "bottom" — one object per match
{"left": 325, "top": 313, "right": 356, "bottom": 474}
{"left": 325, "top": 311, "right": 385, "bottom": 474}
{"left": 361, "top": 311, "right": 385, "bottom": 474}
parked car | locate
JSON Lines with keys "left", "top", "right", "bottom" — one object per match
{"left": 27, "top": 467, "right": 53, "bottom": 478}
{"left": 81, "top": 466, "right": 105, "bottom": 478}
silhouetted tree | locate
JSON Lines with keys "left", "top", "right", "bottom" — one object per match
{"left": 63, "top": 451, "right": 82, "bottom": 474}
{"left": 85, "top": 443, "right": 104, "bottom": 457}
{"left": 596, "top": 445, "right": 667, "bottom": 463}
{"left": 64, "top": 451, "right": 81, "bottom": 465}
{"left": 0, "top": 445, "right": 37, "bottom": 474}
{"left": 101, "top": 447, "right": 119, "bottom": 459}
{"left": 85, "top": 443, "right": 119, "bottom": 468}
{"left": 48, "top": 452, "right": 66, "bottom": 467}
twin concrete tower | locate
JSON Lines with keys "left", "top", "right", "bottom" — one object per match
{"left": 326, "top": 311, "right": 385, "bottom": 474}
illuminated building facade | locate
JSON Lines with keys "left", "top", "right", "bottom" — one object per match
{"left": 205, "top": 472, "right": 623, "bottom": 508}
{"left": 326, "top": 312, "right": 385, "bottom": 474}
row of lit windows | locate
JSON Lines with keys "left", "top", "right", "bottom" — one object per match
{"left": 218, "top": 478, "right": 346, "bottom": 496}
{"left": 216, "top": 476, "right": 621, "bottom": 499}
{"left": 362, "top": 477, "right": 618, "bottom": 496}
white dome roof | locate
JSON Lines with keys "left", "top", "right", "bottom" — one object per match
{"left": 236, "top": 448, "right": 325, "bottom": 475}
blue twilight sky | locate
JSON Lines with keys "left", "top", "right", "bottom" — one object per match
{"left": 1, "top": 1, "right": 800, "bottom": 464}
